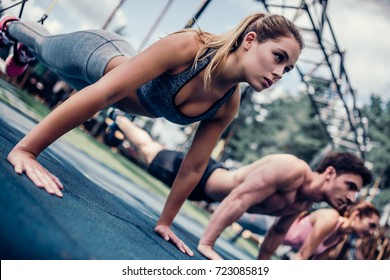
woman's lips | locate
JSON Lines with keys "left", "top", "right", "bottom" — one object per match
{"left": 263, "top": 78, "right": 273, "bottom": 88}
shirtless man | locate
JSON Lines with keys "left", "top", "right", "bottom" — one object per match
{"left": 110, "top": 111, "right": 373, "bottom": 259}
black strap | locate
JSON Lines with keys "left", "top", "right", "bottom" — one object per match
{"left": 37, "top": 14, "right": 48, "bottom": 25}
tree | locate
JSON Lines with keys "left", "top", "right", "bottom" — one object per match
{"left": 363, "top": 94, "right": 390, "bottom": 190}
{"left": 224, "top": 89, "right": 328, "bottom": 164}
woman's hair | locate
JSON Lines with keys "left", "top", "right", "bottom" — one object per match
{"left": 175, "top": 12, "right": 304, "bottom": 90}
{"left": 315, "top": 152, "right": 373, "bottom": 186}
{"left": 343, "top": 200, "right": 380, "bottom": 219}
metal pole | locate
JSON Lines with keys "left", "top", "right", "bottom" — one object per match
{"left": 138, "top": 0, "right": 174, "bottom": 52}
{"left": 102, "top": 0, "right": 126, "bottom": 30}
{"left": 184, "top": 0, "right": 212, "bottom": 28}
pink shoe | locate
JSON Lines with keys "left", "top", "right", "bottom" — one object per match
{"left": 5, "top": 43, "right": 35, "bottom": 77}
{"left": 0, "top": 15, "right": 19, "bottom": 47}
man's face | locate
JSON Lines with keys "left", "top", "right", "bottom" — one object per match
{"left": 325, "top": 172, "right": 363, "bottom": 212}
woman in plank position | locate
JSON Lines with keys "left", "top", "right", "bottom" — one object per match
{"left": 2, "top": 12, "right": 303, "bottom": 255}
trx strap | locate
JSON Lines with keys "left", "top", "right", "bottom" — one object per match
{"left": 37, "top": 0, "right": 58, "bottom": 25}
{"left": 18, "top": 0, "right": 28, "bottom": 18}
{"left": 0, "top": 0, "right": 29, "bottom": 17}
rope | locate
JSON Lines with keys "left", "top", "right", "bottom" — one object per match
{"left": 37, "top": 0, "right": 58, "bottom": 24}
{"left": 0, "top": 0, "right": 29, "bottom": 16}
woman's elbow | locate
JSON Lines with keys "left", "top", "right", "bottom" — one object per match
{"left": 180, "top": 158, "right": 208, "bottom": 175}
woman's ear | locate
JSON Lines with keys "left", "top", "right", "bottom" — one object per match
{"left": 350, "top": 210, "right": 360, "bottom": 224}
{"left": 243, "top": 31, "right": 257, "bottom": 50}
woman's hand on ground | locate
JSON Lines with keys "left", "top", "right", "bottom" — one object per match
{"left": 197, "top": 244, "right": 223, "bottom": 260}
{"left": 7, "top": 148, "right": 64, "bottom": 197}
{"left": 154, "top": 224, "right": 194, "bottom": 256}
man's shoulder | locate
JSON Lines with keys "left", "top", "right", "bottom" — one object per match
{"left": 267, "top": 154, "right": 308, "bottom": 168}
{"left": 268, "top": 154, "right": 310, "bottom": 178}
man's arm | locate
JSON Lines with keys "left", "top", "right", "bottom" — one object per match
{"left": 257, "top": 214, "right": 299, "bottom": 259}
{"left": 198, "top": 155, "right": 308, "bottom": 259}
{"left": 198, "top": 158, "right": 299, "bottom": 259}
{"left": 197, "top": 188, "right": 271, "bottom": 260}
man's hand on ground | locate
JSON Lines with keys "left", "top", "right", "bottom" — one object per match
{"left": 197, "top": 244, "right": 223, "bottom": 260}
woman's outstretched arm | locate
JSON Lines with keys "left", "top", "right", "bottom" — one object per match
{"left": 7, "top": 82, "right": 121, "bottom": 197}
{"left": 7, "top": 32, "right": 201, "bottom": 197}
{"left": 155, "top": 89, "right": 240, "bottom": 256}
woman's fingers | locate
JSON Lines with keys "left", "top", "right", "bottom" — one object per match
{"left": 47, "top": 172, "right": 64, "bottom": 190}
{"left": 24, "top": 163, "right": 63, "bottom": 197}
{"left": 155, "top": 225, "right": 194, "bottom": 256}
{"left": 10, "top": 152, "right": 64, "bottom": 197}
{"left": 13, "top": 160, "right": 24, "bottom": 174}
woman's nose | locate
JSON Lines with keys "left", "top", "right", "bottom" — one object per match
{"left": 272, "top": 66, "right": 284, "bottom": 80}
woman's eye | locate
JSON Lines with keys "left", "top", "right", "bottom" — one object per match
{"left": 275, "top": 53, "right": 284, "bottom": 63}
{"left": 283, "top": 67, "right": 291, "bottom": 74}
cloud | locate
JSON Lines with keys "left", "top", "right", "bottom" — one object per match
{"left": 329, "top": 0, "right": 390, "bottom": 102}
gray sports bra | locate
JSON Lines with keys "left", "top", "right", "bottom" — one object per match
{"left": 136, "top": 51, "right": 237, "bottom": 125}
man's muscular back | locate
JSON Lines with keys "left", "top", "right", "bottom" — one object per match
{"left": 210, "top": 154, "right": 311, "bottom": 213}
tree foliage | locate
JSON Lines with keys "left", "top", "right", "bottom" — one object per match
{"left": 362, "top": 95, "right": 390, "bottom": 190}
{"left": 223, "top": 89, "right": 328, "bottom": 164}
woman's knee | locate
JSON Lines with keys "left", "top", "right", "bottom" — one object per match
{"left": 104, "top": 55, "right": 130, "bottom": 75}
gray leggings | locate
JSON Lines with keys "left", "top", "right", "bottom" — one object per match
{"left": 8, "top": 21, "right": 135, "bottom": 90}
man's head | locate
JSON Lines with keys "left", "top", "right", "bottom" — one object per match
{"left": 316, "top": 152, "right": 373, "bottom": 212}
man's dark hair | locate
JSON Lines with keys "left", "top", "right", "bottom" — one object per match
{"left": 316, "top": 152, "right": 373, "bottom": 186}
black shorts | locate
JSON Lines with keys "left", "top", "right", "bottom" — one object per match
{"left": 147, "top": 150, "right": 226, "bottom": 203}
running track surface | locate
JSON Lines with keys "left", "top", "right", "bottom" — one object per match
{"left": 0, "top": 90, "right": 253, "bottom": 260}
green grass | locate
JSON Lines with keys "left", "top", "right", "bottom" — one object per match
{"left": 0, "top": 77, "right": 259, "bottom": 259}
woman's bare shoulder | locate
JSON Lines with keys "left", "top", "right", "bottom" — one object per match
{"left": 135, "top": 31, "right": 203, "bottom": 74}
{"left": 160, "top": 31, "right": 203, "bottom": 59}
{"left": 312, "top": 208, "right": 340, "bottom": 223}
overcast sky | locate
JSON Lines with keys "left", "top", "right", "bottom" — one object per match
{"left": 2, "top": 0, "right": 390, "bottom": 105}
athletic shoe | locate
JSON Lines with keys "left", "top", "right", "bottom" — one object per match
{"left": 106, "top": 107, "right": 135, "bottom": 121}
{"left": 0, "top": 15, "right": 19, "bottom": 47}
{"left": 5, "top": 43, "right": 35, "bottom": 77}
{"left": 104, "top": 122, "right": 124, "bottom": 147}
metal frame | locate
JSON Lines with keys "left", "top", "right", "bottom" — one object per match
{"left": 258, "top": 0, "right": 368, "bottom": 158}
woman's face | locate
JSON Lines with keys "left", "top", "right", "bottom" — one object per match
{"left": 241, "top": 33, "right": 301, "bottom": 92}
{"left": 352, "top": 214, "right": 380, "bottom": 238}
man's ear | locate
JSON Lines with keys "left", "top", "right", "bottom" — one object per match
{"left": 325, "top": 166, "right": 336, "bottom": 180}
{"left": 243, "top": 31, "right": 257, "bottom": 50}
